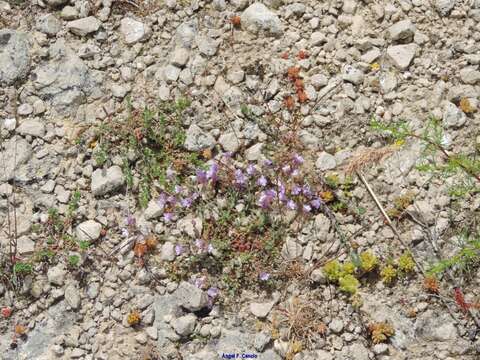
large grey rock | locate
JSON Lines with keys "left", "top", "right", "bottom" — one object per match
{"left": 175, "top": 21, "right": 198, "bottom": 48}
{"left": 386, "top": 44, "right": 417, "bottom": 70}
{"left": 459, "top": 67, "right": 480, "bottom": 85}
{"left": 46, "top": 0, "right": 69, "bottom": 6}
{"left": 91, "top": 165, "right": 124, "bottom": 196}
{"left": 172, "top": 314, "right": 197, "bottom": 336}
{"left": 76, "top": 220, "right": 102, "bottom": 241}
{"left": 0, "top": 301, "right": 75, "bottom": 359}
{"left": 316, "top": 151, "right": 337, "bottom": 170}
{"left": 33, "top": 40, "right": 102, "bottom": 116}
{"left": 120, "top": 17, "right": 151, "bottom": 44}
{"left": 443, "top": 101, "right": 466, "bottom": 128}
{"left": 67, "top": 16, "right": 101, "bottom": 36}
{"left": 174, "top": 281, "right": 208, "bottom": 311}
{"left": 65, "top": 283, "right": 81, "bottom": 309}
{"left": 47, "top": 264, "right": 67, "bottom": 286}
{"left": 435, "top": 0, "right": 456, "bottom": 16}
{"left": 36, "top": 14, "right": 62, "bottom": 36}
{"left": 342, "top": 65, "right": 364, "bottom": 85}
{"left": 0, "top": 30, "right": 31, "bottom": 85}
{"left": 0, "top": 137, "right": 32, "bottom": 181}
{"left": 415, "top": 310, "right": 458, "bottom": 341}
{"left": 250, "top": 301, "right": 274, "bottom": 318}
{"left": 387, "top": 19, "right": 415, "bottom": 42}
{"left": 17, "top": 119, "right": 46, "bottom": 138}
{"left": 184, "top": 124, "right": 215, "bottom": 151}
{"left": 241, "top": 3, "right": 283, "bottom": 37}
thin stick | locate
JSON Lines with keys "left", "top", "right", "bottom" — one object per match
{"left": 356, "top": 171, "right": 425, "bottom": 275}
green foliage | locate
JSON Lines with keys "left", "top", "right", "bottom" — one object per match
{"left": 323, "top": 260, "right": 343, "bottom": 281}
{"left": 339, "top": 274, "right": 360, "bottom": 294}
{"left": 14, "top": 262, "right": 33, "bottom": 275}
{"left": 359, "top": 251, "right": 378, "bottom": 272}
{"left": 78, "top": 240, "right": 91, "bottom": 251}
{"left": 398, "top": 252, "right": 415, "bottom": 273}
{"left": 380, "top": 265, "right": 397, "bottom": 285}
{"left": 68, "top": 190, "right": 81, "bottom": 216}
{"left": 94, "top": 145, "right": 109, "bottom": 166}
{"left": 68, "top": 255, "right": 80, "bottom": 267}
{"left": 428, "top": 236, "right": 480, "bottom": 276}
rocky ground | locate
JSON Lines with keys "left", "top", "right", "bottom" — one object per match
{"left": 1, "top": 0, "right": 480, "bottom": 359}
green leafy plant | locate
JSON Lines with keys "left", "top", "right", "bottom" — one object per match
{"left": 339, "top": 274, "right": 360, "bottom": 294}
{"left": 68, "top": 255, "right": 80, "bottom": 267}
{"left": 359, "top": 251, "right": 378, "bottom": 272}
{"left": 13, "top": 262, "right": 33, "bottom": 275}
{"left": 380, "top": 265, "right": 397, "bottom": 285}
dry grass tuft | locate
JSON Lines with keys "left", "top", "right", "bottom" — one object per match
{"left": 344, "top": 145, "right": 397, "bottom": 175}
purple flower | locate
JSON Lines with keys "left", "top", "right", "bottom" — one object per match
{"left": 292, "top": 153, "right": 304, "bottom": 166}
{"left": 166, "top": 167, "right": 175, "bottom": 179}
{"left": 125, "top": 214, "right": 136, "bottom": 227}
{"left": 303, "top": 204, "right": 312, "bottom": 213}
{"left": 291, "top": 185, "right": 302, "bottom": 195}
{"left": 223, "top": 152, "right": 232, "bottom": 159}
{"left": 207, "top": 162, "right": 219, "bottom": 182}
{"left": 196, "top": 169, "right": 208, "bottom": 184}
{"left": 282, "top": 164, "right": 291, "bottom": 174}
{"left": 258, "top": 189, "right": 276, "bottom": 209}
{"left": 286, "top": 199, "right": 297, "bottom": 210}
{"left": 191, "top": 192, "right": 200, "bottom": 201}
{"left": 167, "top": 195, "right": 177, "bottom": 205}
{"left": 257, "top": 176, "right": 267, "bottom": 187}
{"left": 207, "top": 287, "right": 219, "bottom": 298}
{"left": 292, "top": 169, "right": 300, "bottom": 177}
{"left": 311, "top": 198, "right": 322, "bottom": 209}
{"left": 195, "top": 238, "right": 205, "bottom": 251}
{"left": 164, "top": 212, "right": 174, "bottom": 222}
{"left": 194, "top": 276, "right": 205, "bottom": 289}
{"left": 302, "top": 184, "right": 312, "bottom": 198}
{"left": 175, "top": 244, "right": 184, "bottom": 256}
{"left": 259, "top": 272, "right": 270, "bottom": 281}
{"left": 121, "top": 228, "right": 129, "bottom": 237}
{"left": 263, "top": 159, "right": 273, "bottom": 167}
{"left": 235, "top": 169, "right": 246, "bottom": 187}
{"left": 181, "top": 197, "right": 193, "bottom": 208}
{"left": 246, "top": 164, "right": 256, "bottom": 176}
{"left": 174, "top": 185, "right": 183, "bottom": 194}
{"left": 157, "top": 193, "right": 167, "bottom": 209}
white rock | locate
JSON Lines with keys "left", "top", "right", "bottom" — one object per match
{"left": 435, "top": 0, "right": 456, "bottom": 16}
{"left": 443, "top": 101, "right": 466, "bottom": 129}
{"left": 164, "top": 64, "right": 181, "bottom": 82}
{"left": 241, "top": 3, "right": 283, "bottom": 37}
{"left": 281, "top": 238, "right": 302, "bottom": 260}
{"left": 459, "top": 67, "right": 480, "bottom": 85}
{"left": 250, "top": 301, "right": 275, "bottom": 318}
{"left": 17, "top": 119, "right": 46, "bottom": 138}
{"left": 47, "top": 264, "right": 67, "bottom": 286}
{"left": 160, "top": 242, "right": 176, "bottom": 261}
{"left": 17, "top": 237, "right": 35, "bottom": 255}
{"left": 60, "top": 6, "right": 78, "bottom": 20}
{"left": 329, "top": 319, "right": 344, "bottom": 333}
{"left": 360, "top": 48, "right": 381, "bottom": 63}
{"left": 111, "top": 83, "right": 131, "bottom": 98}
{"left": 91, "top": 165, "right": 124, "bottom": 196}
{"left": 175, "top": 281, "right": 208, "bottom": 311}
{"left": 310, "top": 31, "right": 327, "bottom": 46}
{"left": 342, "top": 65, "right": 364, "bottom": 85}
{"left": 65, "top": 283, "right": 81, "bottom": 309}
{"left": 67, "top": 17, "right": 101, "bottom": 36}
{"left": 386, "top": 44, "right": 417, "bottom": 70}
{"left": 218, "top": 132, "right": 241, "bottom": 153}
{"left": 17, "top": 103, "right": 33, "bottom": 116}
{"left": 316, "top": 152, "right": 337, "bottom": 170}
{"left": 184, "top": 124, "right": 215, "bottom": 151}
{"left": 171, "top": 47, "right": 190, "bottom": 67}
{"left": 310, "top": 74, "right": 329, "bottom": 89}
{"left": 172, "top": 314, "right": 197, "bottom": 336}
{"left": 388, "top": 19, "right": 415, "bottom": 42}
{"left": 120, "top": 17, "right": 151, "bottom": 44}
{"left": 76, "top": 220, "right": 102, "bottom": 242}
{"left": 36, "top": 14, "right": 62, "bottom": 36}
